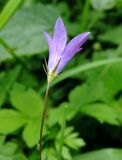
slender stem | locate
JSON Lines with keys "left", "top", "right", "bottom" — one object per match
{"left": 39, "top": 82, "right": 50, "bottom": 160}
{"left": 0, "top": 0, "right": 23, "bottom": 30}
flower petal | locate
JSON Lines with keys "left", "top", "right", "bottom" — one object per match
{"left": 62, "top": 32, "right": 90, "bottom": 55}
{"left": 53, "top": 17, "right": 67, "bottom": 56}
{"left": 56, "top": 32, "right": 90, "bottom": 73}
{"left": 56, "top": 47, "right": 82, "bottom": 74}
{"left": 48, "top": 17, "right": 67, "bottom": 72}
{"left": 43, "top": 32, "right": 52, "bottom": 53}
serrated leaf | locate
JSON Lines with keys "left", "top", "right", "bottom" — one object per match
{"left": 10, "top": 83, "right": 43, "bottom": 117}
{"left": 69, "top": 82, "right": 111, "bottom": 112}
{"left": 0, "top": 137, "right": 17, "bottom": 156}
{"left": 62, "top": 146, "right": 72, "bottom": 160}
{"left": 111, "top": 99, "right": 122, "bottom": 123}
{"left": 65, "top": 137, "right": 85, "bottom": 150}
{"left": 42, "top": 148, "right": 57, "bottom": 160}
{"left": 56, "top": 126, "right": 85, "bottom": 158}
{"left": 0, "top": 136, "right": 27, "bottom": 160}
{"left": 0, "top": 3, "right": 60, "bottom": 62}
{"left": 13, "top": 154, "right": 27, "bottom": 160}
{"left": 0, "top": 109, "right": 27, "bottom": 134}
{"left": 22, "top": 117, "right": 47, "bottom": 147}
{"left": 9, "top": 83, "right": 45, "bottom": 147}
{"left": 0, "top": 66, "right": 21, "bottom": 107}
{"left": 85, "top": 63, "right": 122, "bottom": 98}
{"left": 48, "top": 103, "right": 74, "bottom": 126}
{"left": 63, "top": 127, "right": 85, "bottom": 149}
{"left": 80, "top": 103, "right": 119, "bottom": 125}
{"left": 68, "top": 59, "right": 122, "bottom": 125}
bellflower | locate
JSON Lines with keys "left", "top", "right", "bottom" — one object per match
{"left": 44, "top": 17, "right": 90, "bottom": 83}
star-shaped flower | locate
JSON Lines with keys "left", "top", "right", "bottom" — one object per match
{"left": 44, "top": 17, "right": 90, "bottom": 83}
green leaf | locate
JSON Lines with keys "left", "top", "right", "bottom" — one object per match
{"left": 68, "top": 60, "right": 122, "bottom": 125}
{"left": 10, "top": 83, "right": 45, "bottom": 147}
{"left": 10, "top": 83, "right": 43, "bottom": 117}
{"left": 42, "top": 148, "right": 57, "bottom": 160}
{"left": 74, "top": 148, "right": 122, "bottom": 160}
{"left": 69, "top": 83, "right": 107, "bottom": 108}
{"left": 13, "top": 154, "right": 27, "bottom": 160}
{"left": 0, "top": 109, "right": 27, "bottom": 134}
{"left": 85, "top": 63, "right": 122, "bottom": 98}
{"left": 65, "top": 133, "right": 85, "bottom": 150}
{"left": 80, "top": 103, "right": 119, "bottom": 125}
{"left": 91, "top": 0, "right": 116, "bottom": 10}
{"left": 62, "top": 146, "right": 72, "bottom": 160}
{"left": 0, "top": 135, "right": 27, "bottom": 160}
{"left": 63, "top": 127, "right": 85, "bottom": 149}
{"left": 0, "top": 0, "right": 23, "bottom": 30}
{"left": 56, "top": 126, "right": 85, "bottom": 159}
{"left": 48, "top": 103, "right": 75, "bottom": 127}
{"left": 0, "top": 3, "right": 60, "bottom": 62}
{"left": 0, "top": 136, "right": 17, "bottom": 155}
{"left": 0, "top": 66, "right": 21, "bottom": 107}
{"left": 23, "top": 116, "right": 48, "bottom": 148}
{"left": 111, "top": 99, "right": 122, "bottom": 123}
{"left": 22, "top": 118, "right": 40, "bottom": 147}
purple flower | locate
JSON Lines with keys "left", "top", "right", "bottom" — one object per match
{"left": 44, "top": 17, "right": 90, "bottom": 82}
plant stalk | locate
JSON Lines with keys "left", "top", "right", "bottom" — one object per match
{"left": 39, "top": 82, "right": 50, "bottom": 160}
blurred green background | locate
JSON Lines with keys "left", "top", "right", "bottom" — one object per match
{"left": 0, "top": 0, "right": 122, "bottom": 159}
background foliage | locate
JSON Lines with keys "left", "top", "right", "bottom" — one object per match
{"left": 0, "top": 0, "right": 122, "bottom": 159}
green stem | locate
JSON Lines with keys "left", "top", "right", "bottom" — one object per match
{"left": 0, "top": 0, "right": 23, "bottom": 30}
{"left": 39, "top": 82, "right": 50, "bottom": 160}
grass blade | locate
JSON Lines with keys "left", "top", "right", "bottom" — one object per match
{"left": 40, "top": 58, "right": 122, "bottom": 93}
{"left": 53, "top": 58, "right": 122, "bottom": 85}
{"left": 0, "top": 0, "right": 23, "bottom": 30}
